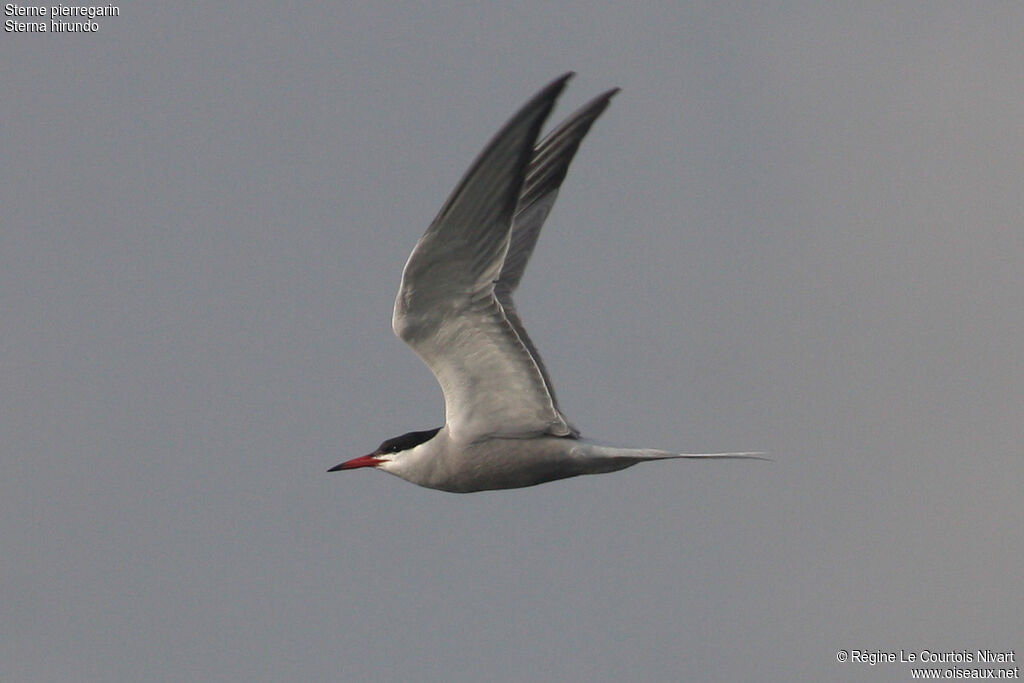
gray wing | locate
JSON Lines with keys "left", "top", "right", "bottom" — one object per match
{"left": 496, "top": 88, "right": 619, "bottom": 429}
{"left": 393, "top": 74, "right": 575, "bottom": 441}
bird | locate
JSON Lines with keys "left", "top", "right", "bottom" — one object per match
{"left": 329, "top": 73, "right": 765, "bottom": 492}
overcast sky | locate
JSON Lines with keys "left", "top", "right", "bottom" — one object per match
{"left": 3, "top": 3, "right": 1021, "bottom": 681}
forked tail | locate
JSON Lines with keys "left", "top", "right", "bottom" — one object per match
{"left": 573, "top": 440, "right": 770, "bottom": 466}
{"left": 662, "top": 451, "right": 769, "bottom": 461}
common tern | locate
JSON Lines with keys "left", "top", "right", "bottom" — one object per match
{"left": 330, "top": 73, "right": 764, "bottom": 492}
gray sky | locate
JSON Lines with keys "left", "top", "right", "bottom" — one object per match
{"left": 3, "top": 3, "right": 1021, "bottom": 681}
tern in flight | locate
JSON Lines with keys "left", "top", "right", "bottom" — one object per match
{"left": 330, "top": 73, "right": 764, "bottom": 492}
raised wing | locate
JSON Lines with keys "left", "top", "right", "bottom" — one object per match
{"left": 393, "top": 75, "right": 614, "bottom": 442}
{"left": 497, "top": 88, "right": 619, "bottom": 421}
